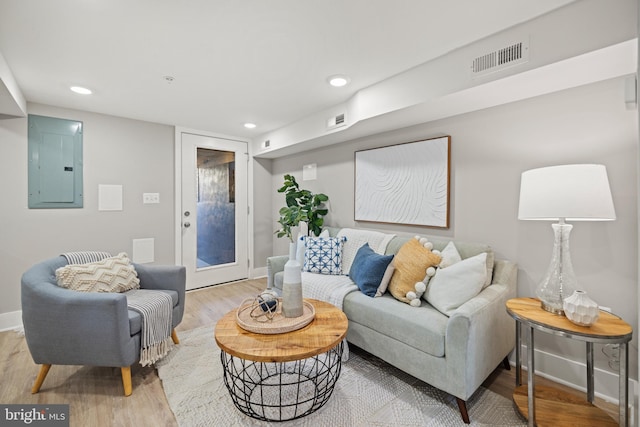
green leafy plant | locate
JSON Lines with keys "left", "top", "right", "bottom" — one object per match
{"left": 275, "top": 174, "right": 329, "bottom": 242}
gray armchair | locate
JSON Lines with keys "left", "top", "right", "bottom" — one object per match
{"left": 21, "top": 255, "right": 186, "bottom": 396}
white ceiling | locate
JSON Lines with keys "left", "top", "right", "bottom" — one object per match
{"left": 0, "top": 0, "right": 576, "bottom": 138}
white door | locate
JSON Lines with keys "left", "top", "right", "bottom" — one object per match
{"left": 180, "top": 132, "right": 248, "bottom": 290}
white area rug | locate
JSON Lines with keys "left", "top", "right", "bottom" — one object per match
{"left": 157, "top": 326, "right": 526, "bottom": 427}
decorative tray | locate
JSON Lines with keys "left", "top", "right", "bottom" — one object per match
{"left": 236, "top": 298, "right": 315, "bottom": 334}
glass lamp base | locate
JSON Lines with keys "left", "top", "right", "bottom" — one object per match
{"left": 536, "top": 221, "right": 577, "bottom": 317}
{"left": 540, "top": 300, "right": 565, "bottom": 315}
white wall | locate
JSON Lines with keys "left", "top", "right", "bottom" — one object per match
{"left": 0, "top": 103, "right": 175, "bottom": 320}
{"left": 271, "top": 77, "right": 638, "bottom": 381}
{"left": 251, "top": 157, "right": 274, "bottom": 269}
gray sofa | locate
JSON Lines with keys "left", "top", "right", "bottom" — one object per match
{"left": 21, "top": 255, "right": 186, "bottom": 395}
{"left": 267, "top": 227, "right": 517, "bottom": 423}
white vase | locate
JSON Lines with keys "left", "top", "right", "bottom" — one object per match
{"left": 282, "top": 242, "right": 303, "bottom": 318}
{"left": 563, "top": 290, "right": 599, "bottom": 327}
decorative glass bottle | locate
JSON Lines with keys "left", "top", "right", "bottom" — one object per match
{"left": 563, "top": 290, "right": 600, "bottom": 327}
{"left": 282, "top": 242, "right": 303, "bottom": 318}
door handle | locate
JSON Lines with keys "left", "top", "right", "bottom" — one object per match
{"left": 184, "top": 222, "right": 191, "bottom": 228}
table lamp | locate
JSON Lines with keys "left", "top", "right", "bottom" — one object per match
{"left": 518, "top": 164, "right": 616, "bottom": 314}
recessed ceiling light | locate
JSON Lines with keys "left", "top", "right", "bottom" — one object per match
{"left": 70, "top": 86, "right": 92, "bottom": 95}
{"left": 244, "top": 122, "right": 257, "bottom": 129}
{"left": 328, "top": 75, "right": 350, "bottom": 87}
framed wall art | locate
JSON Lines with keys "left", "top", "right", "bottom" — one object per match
{"left": 354, "top": 135, "right": 450, "bottom": 228}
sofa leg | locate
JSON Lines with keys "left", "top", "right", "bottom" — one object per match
{"left": 171, "top": 329, "right": 180, "bottom": 345}
{"left": 121, "top": 366, "right": 132, "bottom": 396}
{"left": 502, "top": 355, "right": 511, "bottom": 370}
{"left": 31, "top": 364, "right": 51, "bottom": 394}
{"left": 456, "top": 398, "right": 470, "bottom": 424}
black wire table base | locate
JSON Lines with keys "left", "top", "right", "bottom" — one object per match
{"left": 220, "top": 341, "right": 344, "bottom": 422}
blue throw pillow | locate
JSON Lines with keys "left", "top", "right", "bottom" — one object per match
{"left": 303, "top": 236, "right": 347, "bottom": 275}
{"left": 349, "top": 243, "right": 394, "bottom": 297}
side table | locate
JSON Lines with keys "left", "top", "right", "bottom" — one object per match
{"left": 506, "top": 297, "right": 632, "bottom": 427}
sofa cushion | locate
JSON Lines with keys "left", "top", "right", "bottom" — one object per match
{"left": 127, "top": 289, "right": 178, "bottom": 335}
{"left": 424, "top": 252, "right": 487, "bottom": 316}
{"left": 55, "top": 252, "right": 140, "bottom": 293}
{"left": 303, "top": 236, "right": 347, "bottom": 275}
{"left": 343, "top": 292, "right": 448, "bottom": 357}
{"left": 349, "top": 243, "right": 394, "bottom": 297}
{"left": 388, "top": 238, "right": 441, "bottom": 305}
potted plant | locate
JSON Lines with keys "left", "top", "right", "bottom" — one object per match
{"left": 274, "top": 174, "right": 329, "bottom": 317}
{"left": 275, "top": 174, "right": 329, "bottom": 242}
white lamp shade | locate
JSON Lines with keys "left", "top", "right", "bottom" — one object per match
{"left": 518, "top": 164, "right": 616, "bottom": 221}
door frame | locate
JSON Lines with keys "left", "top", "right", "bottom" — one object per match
{"left": 174, "top": 127, "right": 255, "bottom": 281}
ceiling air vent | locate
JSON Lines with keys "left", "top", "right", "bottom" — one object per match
{"left": 327, "top": 113, "right": 346, "bottom": 130}
{"left": 471, "top": 39, "right": 529, "bottom": 78}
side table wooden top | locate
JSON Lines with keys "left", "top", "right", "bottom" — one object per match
{"left": 506, "top": 297, "right": 632, "bottom": 341}
{"left": 214, "top": 298, "right": 348, "bottom": 362}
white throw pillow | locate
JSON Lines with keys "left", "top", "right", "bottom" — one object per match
{"left": 375, "top": 264, "right": 395, "bottom": 297}
{"left": 424, "top": 252, "right": 487, "bottom": 316}
{"left": 438, "top": 241, "right": 462, "bottom": 268}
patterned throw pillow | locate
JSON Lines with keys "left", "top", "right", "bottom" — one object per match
{"left": 303, "top": 236, "right": 347, "bottom": 275}
{"left": 56, "top": 252, "right": 140, "bottom": 293}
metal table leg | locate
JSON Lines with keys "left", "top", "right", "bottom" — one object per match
{"left": 586, "top": 342, "right": 594, "bottom": 403}
{"left": 515, "top": 320, "right": 521, "bottom": 386}
{"left": 619, "top": 342, "right": 628, "bottom": 427}
{"left": 527, "top": 326, "right": 535, "bottom": 427}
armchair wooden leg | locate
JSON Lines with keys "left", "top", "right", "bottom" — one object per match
{"left": 31, "top": 364, "right": 51, "bottom": 394}
{"left": 171, "top": 329, "right": 179, "bottom": 345}
{"left": 121, "top": 366, "right": 132, "bottom": 397}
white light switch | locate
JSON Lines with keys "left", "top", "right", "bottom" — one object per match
{"left": 143, "top": 193, "right": 160, "bottom": 204}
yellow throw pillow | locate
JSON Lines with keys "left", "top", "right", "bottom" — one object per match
{"left": 388, "top": 238, "right": 441, "bottom": 306}
{"left": 56, "top": 252, "right": 140, "bottom": 293}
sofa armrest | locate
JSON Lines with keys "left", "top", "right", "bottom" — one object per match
{"left": 444, "top": 259, "right": 518, "bottom": 398}
{"left": 266, "top": 255, "right": 288, "bottom": 291}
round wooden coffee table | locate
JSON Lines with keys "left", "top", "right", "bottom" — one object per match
{"left": 214, "top": 298, "right": 348, "bottom": 421}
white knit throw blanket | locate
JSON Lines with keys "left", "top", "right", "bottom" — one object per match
{"left": 125, "top": 289, "right": 174, "bottom": 366}
{"left": 337, "top": 228, "right": 396, "bottom": 273}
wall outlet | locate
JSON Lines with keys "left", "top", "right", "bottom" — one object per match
{"left": 143, "top": 193, "right": 160, "bottom": 204}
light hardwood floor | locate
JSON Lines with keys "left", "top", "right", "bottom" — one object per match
{"left": 0, "top": 278, "right": 617, "bottom": 426}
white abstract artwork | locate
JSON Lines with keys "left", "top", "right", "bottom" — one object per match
{"left": 355, "top": 136, "right": 450, "bottom": 228}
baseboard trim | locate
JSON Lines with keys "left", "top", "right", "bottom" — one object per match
{"left": 512, "top": 345, "right": 638, "bottom": 424}
{"left": 251, "top": 267, "right": 267, "bottom": 280}
{"left": 0, "top": 310, "right": 23, "bottom": 332}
